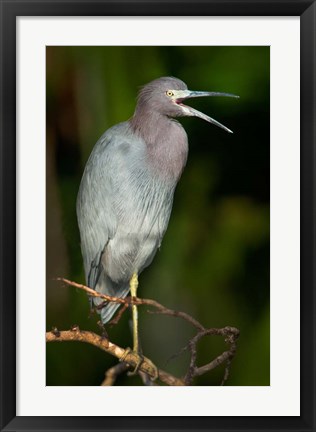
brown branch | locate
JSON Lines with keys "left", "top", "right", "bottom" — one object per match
{"left": 56, "top": 278, "right": 127, "bottom": 304}
{"left": 184, "top": 327, "right": 239, "bottom": 385}
{"left": 108, "top": 302, "right": 129, "bottom": 326}
{"left": 46, "top": 328, "right": 185, "bottom": 386}
{"left": 101, "top": 362, "right": 130, "bottom": 386}
{"left": 138, "top": 370, "right": 158, "bottom": 386}
{"left": 57, "top": 277, "right": 205, "bottom": 330}
{"left": 53, "top": 277, "right": 240, "bottom": 386}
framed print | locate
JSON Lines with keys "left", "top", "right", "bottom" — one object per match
{"left": 1, "top": 1, "right": 315, "bottom": 431}
{"left": 46, "top": 44, "right": 269, "bottom": 390}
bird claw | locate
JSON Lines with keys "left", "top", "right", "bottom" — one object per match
{"left": 119, "top": 347, "right": 144, "bottom": 376}
{"left": 119, "top": 347, "right": 159, "bottom": 381}
{"left": 119, "top": 346, "right": 133, "bottom": 363}
{"left": 127, "top": 355, "right": 144, "bottom": 376}
{"left": 146, "top": 358, "right": 159, "bottom": 381}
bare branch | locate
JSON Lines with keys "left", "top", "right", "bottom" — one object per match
{"left": 101, "top": 362, "right": 130, "bottom": 386}
{"left": 46, "top": 328, "right": 185, "bottom": 386}
{"left": 56, "top": 278, "right": 127, "bottom": 304}
{"left": 52, "top": 277, "right": 240, "bottom": 386}
{"left": 57, "top": 277, "right": 205, "bottom": 330}
{"left": 108, "top": 302, "right": 129, "bottom": 326}
{"left": 184, "top": 327, "right": 239, "bottom": 385}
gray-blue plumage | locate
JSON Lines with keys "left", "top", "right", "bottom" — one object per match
{"left": 76, "top": 77, "right": 237, "bottom": 323}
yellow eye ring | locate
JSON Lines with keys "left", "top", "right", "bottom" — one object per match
{"left": 166, "top": 90, "right": 174, "bottom": 97}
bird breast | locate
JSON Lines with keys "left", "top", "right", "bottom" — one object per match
{"left": 145, "top": 119, "right": 189, "bottom": 181}
{"left": 103, "top": 121, "right": 188, "bottom": 282}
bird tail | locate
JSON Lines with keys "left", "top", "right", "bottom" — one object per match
{"left": 92, "top": 275, "right": 130, "bottom": 324}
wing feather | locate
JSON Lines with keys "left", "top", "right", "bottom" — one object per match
{"left": 77, "top": 128, "right": 118, "bottom": 287}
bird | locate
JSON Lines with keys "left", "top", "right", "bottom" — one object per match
{"left": 76, "top": 76, "right": 238, "bottom": 358}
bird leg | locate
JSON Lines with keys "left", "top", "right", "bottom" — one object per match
{"left": 130, "top": 272, "right": 139, "bottom": 353}
{"left": 127, "top": 273, "right": 159, "bottom": 381}
{"left": 119, "top": 346, "right": 143, "bottom": 373}
{"left": 119, "top": 347, "right": 144, "bottom": 377}
{"left": 117, "top": 274, "right": 142, "bottom": 377}
{"left": 126, "top": 272, "right": 147, "bottom": 377}
{"left": 119, "top": 347, "right": 159, "bottom": 381}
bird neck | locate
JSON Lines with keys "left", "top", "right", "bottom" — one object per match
{"left": 130, "top": 109, "right": 170, "bottom": 145}
{"left": 129, "top": 109, "right": 188, "bottom": 181}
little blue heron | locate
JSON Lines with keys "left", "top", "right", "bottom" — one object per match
{"left": 77, "top": 77, "right": 238, "bottom": 358}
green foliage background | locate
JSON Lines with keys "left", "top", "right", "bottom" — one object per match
{"left": 46, "top": 46, "right": 270, "bottom": 386}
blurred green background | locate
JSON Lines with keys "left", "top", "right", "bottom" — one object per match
{"left": 46, "top": 46, "right": 270, "bottom": 386}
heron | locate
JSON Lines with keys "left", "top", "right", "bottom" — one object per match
{"left": 76, "top": 76, "right": 238, "bottom": 365}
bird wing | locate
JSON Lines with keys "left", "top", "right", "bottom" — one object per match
{"left": 76, "top": 127, "right": 119, "bottom": 289}
{"left": 77, "top": 122, "right": 151, "bottom": 323}
{"left": 76, "top": 121, "right": 175, "bottom": 324}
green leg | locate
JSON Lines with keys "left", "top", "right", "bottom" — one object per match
{"left": 130, "top": 272, "right": 139, "bottom": 353}
{"left": 120, "top": 272, "right": 158, "bottom": 381}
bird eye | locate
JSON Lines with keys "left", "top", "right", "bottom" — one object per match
{"left": 166, "top": 90, "right": 174, "bottom": 97}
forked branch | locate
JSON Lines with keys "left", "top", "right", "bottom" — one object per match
{"left": 46, "top": 328, "right": 183, "bottom": 386}
{"left": 46, "top": 278, "right": 240, "bottom": 386}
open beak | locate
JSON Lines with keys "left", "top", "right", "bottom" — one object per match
{"left": 173, "top": 90, "right": 239, "bottom": 134}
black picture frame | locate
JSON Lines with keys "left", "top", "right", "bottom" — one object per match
{"left": 0, "top": 1, "right": 315, "bottom": 431}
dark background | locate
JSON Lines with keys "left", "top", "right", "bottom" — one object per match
{"left": 46, "top": 46, "right": 270, "bottom": 386}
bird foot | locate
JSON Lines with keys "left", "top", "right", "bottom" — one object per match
{"left": 119, "top": 347, "right": 143, "bottom": 375}
{"left": 119, "top": 347, "right": 159, "bottom": 381}
{"left": 97, "top": 320, "right": 109, "bottom": 339}
{"left": 127, "top": 355, "right": 144, "bottom": 377}
{"left": 144, "top": 357, "right": 159, "bottom": 382}
{"left": 119, "top": 346, "right": 133, "bottom": 363}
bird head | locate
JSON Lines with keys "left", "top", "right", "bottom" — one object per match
{"left": 135, "top": 77, "right": 239, "bottom": 133}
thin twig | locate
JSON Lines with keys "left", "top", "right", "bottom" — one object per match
{"left": 101, "top": 362, "right": 130, "bottom": 386}
{"left": 184, "top": 327, "right": 239, "bottom": 385}
{"left": 53, "top": 277, "right": 240, "bottom": 386}
{"left": 57, "top": 277, "right": 205, "bottom": 330}
{"left": 108, "top": 302, "right": 129, "bottom": 326}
